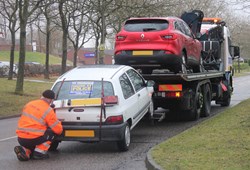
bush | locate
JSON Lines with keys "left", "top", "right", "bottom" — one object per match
{"left": 248, "top": 59, "right": 250, "bottom": 66}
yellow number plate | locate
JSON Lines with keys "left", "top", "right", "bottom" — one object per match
{"left": 65, "top": 130, "right": 95, "bottom": 137}
{"left": 132, "top": 51, "right": 153, "bottom": 55}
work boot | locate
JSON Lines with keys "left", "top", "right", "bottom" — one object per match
{"left": 32, "top": 151, "right": 49, "bottom": 160}
{"left": 14, "top": 146, "right": 29, "bottom": 161}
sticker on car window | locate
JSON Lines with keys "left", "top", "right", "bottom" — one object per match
{"left": 70, "top": 82, "right": 94, "bottom": 95}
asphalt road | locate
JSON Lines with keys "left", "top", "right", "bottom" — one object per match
{"left": 0, "top": 75, "right": 250, "bottom": 170}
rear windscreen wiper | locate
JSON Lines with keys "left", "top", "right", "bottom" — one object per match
{"left": 142, "top": 28, "right": 156, "bottom": 32}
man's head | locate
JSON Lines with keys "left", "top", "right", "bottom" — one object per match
{"left": 42, "top": 90, "right": 55, "bottom": 100}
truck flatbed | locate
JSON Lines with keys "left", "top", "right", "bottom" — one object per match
{"left": 142, "top": 70, "right": 224, "bottom": 82}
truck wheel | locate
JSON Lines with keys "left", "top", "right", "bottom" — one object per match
{"left": 187, "top": 86, "right": 202, "bottom": 121}
{"left": 220, "top": 80, "right": 232, "bottom": 107}
{"left": 201, "top": 84, "right": 211, "bottom": 117}
{"left": 48, "top": 141, "right": 60, "bottom": 151}
{"left": 117, "top": 123, "right": 130, "bottom": 152}
{"left": 220, "top": 91, "right": 231, "bottom": 107}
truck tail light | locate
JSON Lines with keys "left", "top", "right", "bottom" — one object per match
{"left": 116, "top": 35, "right": 126, "bottom": 41}
{"left": 156, "top": 91, "right": 182, "bottom": 98}
{"left": 105, "top": 115, "right": 123, "bottom": 124}
{"left": 161, "top": 34, "right": 177, "bottom": 40}
{"left": 104, "top": 96, "right": 118, "bottom": 105}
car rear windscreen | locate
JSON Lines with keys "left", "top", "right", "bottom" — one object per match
{"left": 124, "top": 19, "right": 168, "bottom": 32}
{"left": 52, "top": 81, "right": 114, "bottom": 100}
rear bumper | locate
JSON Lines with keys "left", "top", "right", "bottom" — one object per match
{"left": 114, "top": 51, "right": 182, "bottom": 70}
{"left": 56, "top": 122, "right": 126, "bottom": 142}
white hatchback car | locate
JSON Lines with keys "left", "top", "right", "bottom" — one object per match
{"left": 51, "top": 65, "right": 154, "bottom": 151}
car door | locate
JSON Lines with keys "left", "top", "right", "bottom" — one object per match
{"left": 180, "top": 20, "right": 200, "bottom": 64}
{"left": 119, "top": 73, "right": 139, "bottom": 127}
{"left": 126, "top": 69, "right": 150, "bottom": 125}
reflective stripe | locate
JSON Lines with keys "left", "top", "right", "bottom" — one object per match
{"left": 41, "top": 107, "right": 52, "bottom": 120}
{"left": 34, "top": 148, "right": 46, "bottom": 154}
{"left": 43, "top": 142, "right": 50, "bottom": 148}
{"left": 49, "top": 120, "right": 60, "bottom": 129}
{"left": 22, "top": 112, "right": 46, "bottom": 126}
{"left": 17, "top": 127, "right": 46, "bottom": 133}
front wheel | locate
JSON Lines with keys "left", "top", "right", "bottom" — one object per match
{"left": 201, "top": 84, "right": 211, "bottom": 117}
{"left": 220, "top": 80, "right": 232, "bottom": 107}
{"left": 117, "top": 123, "right": 130, "bottom": 152}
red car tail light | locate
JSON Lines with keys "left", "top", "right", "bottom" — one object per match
{"left": 104, "top": 96, "right": 118, "bottom": 105}
{"left": 161, "top": 34, "right": 177, "bottom": 40}
{"left": 105, "top": 115, "right": 123, "bottom": 124}
{"left": 116, "top": 35, "right": 126, "bottom": 41}
{"left": 115, "top": 51, "right": 122, "bottom": 55}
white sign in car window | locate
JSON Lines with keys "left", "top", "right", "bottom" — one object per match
{"left": 70, "top": 82, "right": 94, "bottom": 95}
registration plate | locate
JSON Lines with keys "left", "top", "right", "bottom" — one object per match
{"left": 65, "top": 130, "right": 95, "bottom": 137}
{"left": 132, "top": 50, "right": 153, "bottom": 55}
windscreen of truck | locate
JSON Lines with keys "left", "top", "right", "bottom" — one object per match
{"left": 52, "top": 81, "right": 114, "bottom": 100}
{"left": 124, "top": 19, "right": 169, "bottom": 32}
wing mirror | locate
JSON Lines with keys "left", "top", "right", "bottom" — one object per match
{"left": 230, "top": 45, "right": 240, "bottom": 59}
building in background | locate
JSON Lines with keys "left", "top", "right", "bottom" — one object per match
{"left": 67, "top": 47, "right": 114, "bottom": 65}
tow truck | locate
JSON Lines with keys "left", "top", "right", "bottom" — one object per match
{"left": 115, "top": 10, "right": 240, "bottom": 121}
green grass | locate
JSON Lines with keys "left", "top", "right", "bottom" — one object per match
{"left": 0, "top": 78, "right": 53, "bottom": 117}
{"left": 151, "top": 99, "right": 250, "bottom": 170}
{"left": 0, "top": 51, "right": 72, "bottom": 65}
{"left": 233, "top": 63, "right": 250, "bottom": 77}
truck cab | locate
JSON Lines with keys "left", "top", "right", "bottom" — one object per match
{"left": 200, "top": 18, "right": 240, "bottom": 73}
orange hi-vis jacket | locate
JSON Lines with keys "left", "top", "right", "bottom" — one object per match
{"left": 16, "top": 99, "right": 63, "bottom": 139}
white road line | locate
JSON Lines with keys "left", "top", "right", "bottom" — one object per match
{"left": 0, "top": 136, "right": 17, "bottom": 142}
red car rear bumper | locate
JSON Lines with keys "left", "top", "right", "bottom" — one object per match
{"left": 114, "top": 52, "right": 182, "bottom": 72}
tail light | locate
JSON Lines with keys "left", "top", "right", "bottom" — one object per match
{"left": 156, "top": 91, "right": 182, "bottom": 98}
{"left": 164, "top": 50, "right": 174, "bottom": 54}
{"left": 116, "top": 35, "right": 126, "bottom": 41}
{"left": 104, "top": 96, "right": 118, "bottom": 105}
{"left": 115, "top": 51, "right": 122, "bottom": 55}
{"left": 161, "top": 34, "right": 177, "bottom": 40}
{"left": 105, "top": 115, "right": 123, "bottom": 124}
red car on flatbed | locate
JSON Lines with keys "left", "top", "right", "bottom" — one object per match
{"left": 114, "top": 16, "right": 202, "bottom": 74}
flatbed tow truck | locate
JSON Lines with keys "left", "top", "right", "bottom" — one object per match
{"left": 144, "top": 11, "right": 240, "bottom": 121}
{"left": 115, "top": 10, "right": 240, "bottom": 121}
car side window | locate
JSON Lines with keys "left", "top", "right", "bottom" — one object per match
{"left": 180, "top": 20, "right": 193, "bottom": 37}
{"left": 175, "top": 21, "right": 186, "bottom": 35}
{"left": 126, "top": 69, "right": 145, "bottom": 92}
{"left": 174, "top": 21, "right": 182, "bottom": 33}
{"left": 119, "top": 73, "right": 135, "bottom": 99}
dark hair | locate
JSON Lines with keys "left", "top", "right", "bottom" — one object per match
{"left": 42, "top": 90, "right": 55, "bottom": 99}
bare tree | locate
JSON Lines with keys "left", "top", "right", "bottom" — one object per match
{"left": 36, "top": 0, "right": 57, "bottom": 79}
{"left": 57, "top": 0, "right": 73, "bottom": 74}
{"left": 68, "top": 1, "right": 93, "bottom": 67}
{"left": 15, "top": 0, "right": 44, "bottom": 95}
{"left": 0, "top": 0, "right": 19, "bottom": 80}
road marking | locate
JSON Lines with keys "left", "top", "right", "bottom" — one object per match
{"left": 0, "top": 136, "right": 17, "bottom": 142}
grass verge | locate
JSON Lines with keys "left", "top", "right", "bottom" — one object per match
{"left": 0, "top": 51, "right": 72, "bottom": 65}
{"left": 151, "top": 99, "right": 250, "bottom": 170}
{"left": 0, "top": 78, "right": 53, "bottom": 117}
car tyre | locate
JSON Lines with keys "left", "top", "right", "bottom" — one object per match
{"left": 117, "top": 123, "right": 130, "bottom": 152}
{"left": 147, "top": 99, "right": 155, "bottom": 125}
